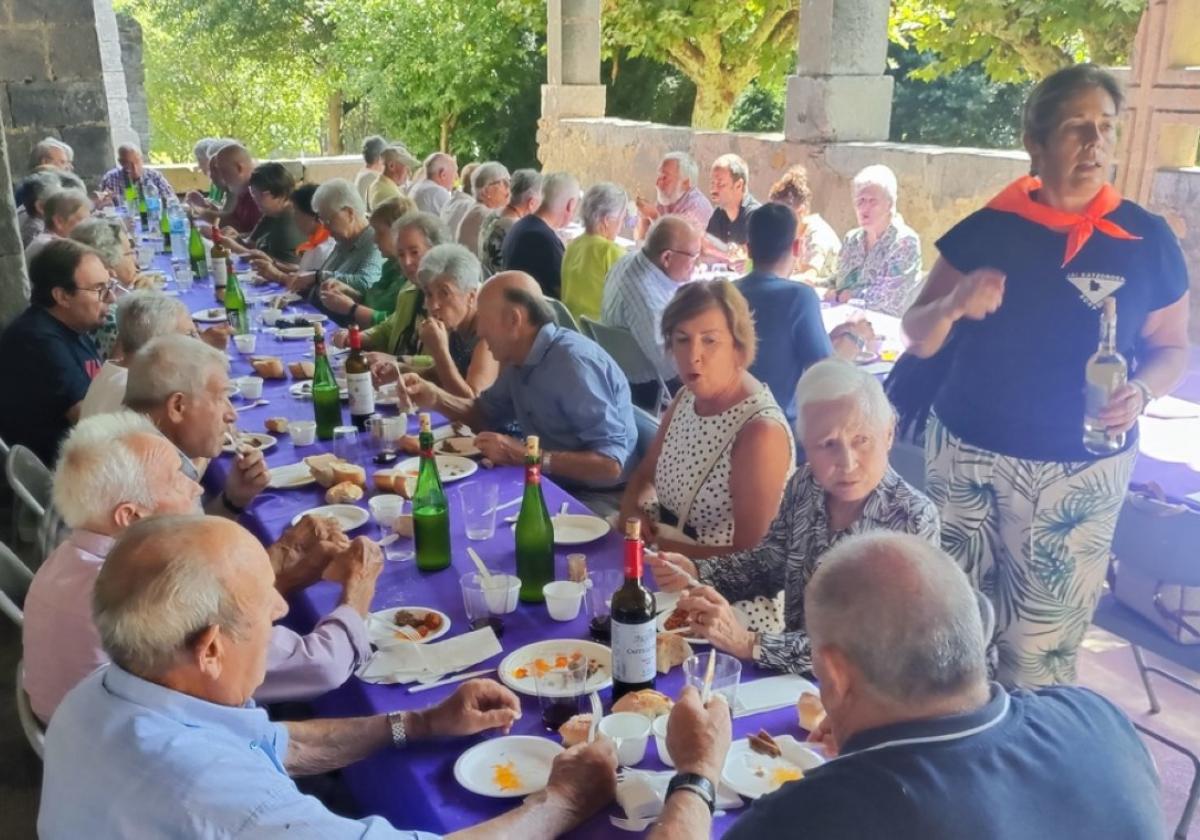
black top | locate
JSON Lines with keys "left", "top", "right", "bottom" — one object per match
{"left": 501, "top": 215, "right": 565, "bottom": 299}
{"left": 0, "top": 306, "right": 101, "bottom": 464}
{"left": 706, "top": 193, "right": 761, "bottom": 245}
{"left": 448, "top": 324, "right": 480, "bottom": 378}
{"left": 248, "top": 209, "right": 305, "bottom": 264}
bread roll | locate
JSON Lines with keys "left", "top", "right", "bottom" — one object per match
{"left": 251, "top": 356, "right": 286, "bottom": 379}
{"left": 611, "top": 689, "right": 673, "bottom": 719}
{"left": 288, "top": 360, "right": 315, "bottom": 380}
{"left": 332, "top": 462, "right": 366, "bottom": 487}
{"left": 325, "top": 481, "right": 364, "bottom": 504}
{"left": 374, "top": 470, "right": 416, "bottom": 498}
{"left": 398, "top": 435, "right": 421, "bottom": 456}
{"left": 558, "top": 714, "right": 592, "bottom": 748}
{"left": 656, "top": 632, "right": 693, "bottom": 675}
{"left": 373, "top": 469, "right": 396, "bottom": 493}
{"left": 264, "top": 417, "right": 289, "bottom": 434}
{"left": 798, "top": 692, "right": 825, "bottom": 732}
{"left": 305, "top": 453, "right": 340, "bottom": 488}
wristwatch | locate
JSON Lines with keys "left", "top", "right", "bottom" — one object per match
{"left": 750, "top": 632, "right": 763, "bottom": 663}
{"left": 386, "top": 710, "right": 407, "bottom": 749}
{"left": 666, "top": 772, "right": 716, "bottom": 814}
{"left": 1131, "top": 379, "right": 1154, "bottom": 413}
{"left": 540, "top": 450, "right": 553, "bottom": 475}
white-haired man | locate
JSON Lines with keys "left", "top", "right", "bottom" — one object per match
{"left": 456, "top": 161, "right": 511, "bottom": 257}
{"left": 370, "top": 146, "right": 420, "bottom": 212}
{"left": 28, "top": 136, "right": 73, "bottom": 172}
{"left": 706, "top": 153, "right": 760, "bottom": 248}
{"left": 98, "top": 143, "right": 174, "bottom": 206}
{"left": 634, "top": 151, "right": 713, "bottom": 239}
{"left": 411, "top": 152, "right": 457, "bottom": 215}
{"left": 41, "top": 515, "right": 618, "bottom": 838}
{"left": 501, "top": 171, "right": 579, "bottom": 299}
{"left": 650, "top": 532, "right": 1163, "bottom": 840}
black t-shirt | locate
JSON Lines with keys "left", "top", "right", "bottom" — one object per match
{"left": 706, "top": 193, "right": 762, "bottom": 245}
{"left": 248, "top": 209, "right": 305, "bottom": 264}
{"left": 0, "top": 306, "right": 101, "bottom": 464}
{"left": 501, "top": 215, "right": 565, "bottom": 299}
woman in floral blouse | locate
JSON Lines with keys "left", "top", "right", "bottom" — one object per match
{"left": 648, "top": 359, "right": 940, "bottom": 674}
{"left": 828, "top": 164, "right": 922, "bottom": 316}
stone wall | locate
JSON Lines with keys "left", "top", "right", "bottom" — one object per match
{"left": 0, "top": 127, "right": 27, "bottom": 328}
{"left": 116, "top": 12, "right": 149, "bottom": 153}
{"left": 92, "top": 0, "right": 139, "bottom": 155}
{"left": 157, "top": 154, "right": 364, "bottom": 192}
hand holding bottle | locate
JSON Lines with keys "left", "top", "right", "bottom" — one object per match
{"left": 474, "top": 432, "right": 524, "bottom": 466}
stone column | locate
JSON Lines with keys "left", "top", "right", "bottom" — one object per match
{"left": 542, "top": 0, "right": 606, "bottom": 120}
{"left": 784, "top": 0, "right": 894, "bottom": 143}
{"left": 93, "top": 0, "right": 140, "bottom": 154}
{"left": 117, "top": 12, "right": 150, "bottom": 154}
{"left": 0, "top": 128, "right": 28, "bottom": 327}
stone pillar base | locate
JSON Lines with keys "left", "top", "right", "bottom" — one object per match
{"left": 541, "top": 84, "right": 606, "bottom": 120}
{"left": 784, "top": 74, "right": 894, "bottom": 143}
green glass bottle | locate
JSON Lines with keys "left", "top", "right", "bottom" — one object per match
{"left": 160, "top": 200, "right": 172, "bottom": 253}
{"left": 413, "top": 413, "right": 452, "bottom": 572}
{"left": 515, "top": 435, "right": 554, "bottom": 603}
{"left": 311, "top": 325, "right": 343, "bottom": 440}
{"left": 188, "top": 219, "right": 207, "bottom": 277}
{"left": 123, "top": 181, "right": 138, "bottom": 218}
{"left": 136, "top": 182, "right": 148, "bottom": 228}
{"left": 223, "top": 267, "right": 248, "bottom": 334}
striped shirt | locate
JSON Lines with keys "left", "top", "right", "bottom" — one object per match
{"left": 600, "top": 250, "right": 682, "bottom": 384}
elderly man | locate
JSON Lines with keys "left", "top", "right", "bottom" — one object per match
{"left": 28, "top": 137, "right": 73, "bottom": 172}
{"left": 456, "top": 161, "right": 511, "bottom": 256}
{"left": 634, "top": 151, "right": 713, "bottom": 239}
{"left": 411, "top": 152, "right": 456, "bottom": 215}
{"left": 706, "top": 153, "right": 760, "bottom": 248}
{"left": 400, "top": 271, "right": 636, "bottom": 496}
{"left": 736, "top": 203, "right": 832, "bottom": 422}
{"left": 370, "top": 146, "right": 420, "bottom": 212}
{"left": 355, "top": 134, "right": 389, "bottom": 205}
{"left": 40, "top": 515, "right": 617, "bottom": 838}
{"left": 98, "top": 143, "right": 174, "bottom": 205}
{"left": 0, "top": 240, "right": 110, "bottom": 463}
{"left": 204, "top": 142, "right": 262, "bottom": 234}
{"left": 502, "top": 171, "right": 579, "bottom": 299}
{"left": 600, "top": 215, "right": 699, "bottom": 409}
{"left": 185, "top": 137, "right": 229, "bottom": 210}
{"left": 650, "top": 532, "right": 1163, "bottom": 840}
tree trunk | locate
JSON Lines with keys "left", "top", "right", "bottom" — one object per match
{"left": 439, "top": 114, "right": 458, "bottom": 152}
{"left": 689, "top": 70, "right": 749, "bottom": 130}
{"left": 326, "top": 91, "right": 343, "bottom": 155}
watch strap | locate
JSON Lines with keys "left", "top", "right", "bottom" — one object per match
{"left": 387, "top": 710, "right": 407, "bottom": 749}
{"left": 666, "top": 772, "right": 716, "bottom": 814}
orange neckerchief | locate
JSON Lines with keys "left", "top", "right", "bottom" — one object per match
{"left": 297, "top": 224, "right": 331, "bottom": 254}
{"left": 985, "top": 175, "right": 1140, "bottom": 267}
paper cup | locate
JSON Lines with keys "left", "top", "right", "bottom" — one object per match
{"left": 543, "top": 580, "right": 585, "bottom": 621}
{"left": 233, "top": 334, "right": 257, "bottom": 354}
{"left": 238, "top": 376, "right": 263, "bottom": 399}
{"left": 652, "top": 714, "right": 673, "bottom": 767}
{"left": 481, "top": 574, "right": 521, "bottom": 614}
{"left": 290, "top": 420, "right": 316, "bottom": 445}
{"left": 599, "top": 712, "right": 650, "bottom": 766}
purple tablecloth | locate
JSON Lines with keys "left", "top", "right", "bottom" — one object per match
{"left": 163, "top": 258, "right": 796, "bottom": 837}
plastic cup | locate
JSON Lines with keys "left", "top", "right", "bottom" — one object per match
{"left": 172, "top": 264, "right": 194, "bottom": 287}
{"left": 543, "top": 580, "right": 586, "bottom": 621}
{"left": 652, "top": 714, "right": 673, "bottom": 767}
{"left": 136, "top": 244, "right": 155, "bottom": 268}
{"left": 460, "top": 571, "right": 518, "bottom": 637}
{"left": 238, "top": 376, "right": 263, "bottom": 399}
{"left": 332, "top": 426, "right": 359, "bottom": 462}
{"left": 458, "top": 482, "right": 498, "bottom": 541}
{"left": 683, "top": 652, "right": 742, "bottom": 711}
{"left": 534, "top": 654, "right": 588, "bottom": 730}
{"left": 368, "top": 494, "right": 406, "bottom": 560}
{"left": 585, "top": 568, "right": 623, "bottom": 642}
{"left": 598, "top": 712, "right": 651, "bottom": 766}
{"left": 233, "top": 334, "right": 257, "bottom": 354}
{"left": 290, "top": 420, "right": 316, "bottom": 446}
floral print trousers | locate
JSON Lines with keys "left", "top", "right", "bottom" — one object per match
{"left": 925, "top": 415, "right": 1136, "bottom": 688}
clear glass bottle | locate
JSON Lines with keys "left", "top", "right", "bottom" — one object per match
{"left": 1083, "top": 297, "right": 1128, "bottom": 455}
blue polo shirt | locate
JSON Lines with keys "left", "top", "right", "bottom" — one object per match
{"left": 735, "top": 270, "right": 832, "bottom": 422}
{"left": 934, "top": 203, "right": 1188, "bottom": 462}
{"left": 478, "top": 323, "right": 637, "bottom": 487}
{"left": 725, "top": 684, "right": 1162, "bottom": 840}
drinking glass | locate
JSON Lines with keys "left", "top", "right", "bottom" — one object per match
{"left": 172, "top": 264, "right": 194, "bottom": 289}
{"left": 683, "top": 653, "right": 742, "bottom": 711}
{"left": 458, "top": 482, "right": 499, "bottom": 541}
{"left": 368, "top": 494, "right": 407, "bottom": 561}
{"left": 585, "top": 568, "right": 623, "bottom": 643}
{"left": 534, "top": 655, "right": 588, "bottom": 730}
{"left": 332, "top": 426, "right": 359, "bottom": 462}
{"left": 459, "top": 572, "right": 510, "bottom": 638}
{"left": 136, "top": 244, "right": 155, "bottom": 269}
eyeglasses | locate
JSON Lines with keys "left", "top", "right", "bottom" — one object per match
{"left": 74, "top": 279, "right": 118, "bottom": 298}
{"left": 664, "top": 248, "right": 700, "bottom": 261}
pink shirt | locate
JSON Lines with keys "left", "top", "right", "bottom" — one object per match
{"left": 657, "top": 186, "right": 714, "bottom": 233}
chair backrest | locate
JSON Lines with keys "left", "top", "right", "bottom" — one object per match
{"left": 888, "top": 440, "right": 926, "bottom": 492}
{"left": 633, "top": 406, "right": 660, "bottom": 463}
{"left": 0, "top": 539, "right": 33, "bottom": 627}
{"left": 545, "top": 297, "right": 580, "bottom": 332}
{"left": 1112, "top": 493, "right": 1200, "bottom": 587}
{"left": 6, "top": 444, "right": 51, "bottom": 520}
{"left": 581, "top": 316, "right": 661, "bottom": 389}
{"left": 15, "top": 661, "right": 45, "bottom": 760}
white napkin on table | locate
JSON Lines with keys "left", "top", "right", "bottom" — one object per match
{"left": 615, "top": 769, "right": 743, "bottom": 823}
{"left": 733, "top": 674, "right": 818, "bottom": 718}
{"left": 359, "top": 627, "right": 502, "bottom": 685}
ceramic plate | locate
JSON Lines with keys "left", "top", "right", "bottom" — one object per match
{"left": 721, "top": 736, "right": 825, "bottom": 800}
{"left": 221, "top": 432, "right": 277, "bottom": 454}
{"left": 453, "top": 736, "right": 563, "bottom": 799}
{"left": 367, "top": 607, "right": 452, "bottom": 646}
{"left": 192, "top": 307, "right": 227, "bottom": 323}
{"left": 437, "top": 436, "right": 481, "bottom": 458}
{"left": 498, "top": 639, "right": 611, "bottom": 698}
{"left": 395, "top": 454, "right": 478, "bottom": 484}
{"left": 290, "top": 504, "right": 369, "bottom": 531}
{"left": 551, "top": 514, "right": 610, "bottom": 545}
{"left": 277, "top": 326, "right": 317, "bottom": 340}
{"left": 267, "top": 462, "right": 316, "bottom": 489}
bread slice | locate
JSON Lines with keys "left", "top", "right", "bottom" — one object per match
{"left": 251, "top": 356, "right": 286, "bottom": 379}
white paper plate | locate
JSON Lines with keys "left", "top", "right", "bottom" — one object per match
{"left": 298, "top": 313, "right": 327, "bottom": 324}
{"left": 367, "top": 607, "right": 451, "bottom": 646}
{"left": 498, "top": 639, "right": 611, "bottom": 698}
{"left": 267, "top": 462, "right": 316, "bottom": 489}
{"left": 655, "top": 601, "right": 750, "bottom": 645}
{"left": 277, "top": 326, "right": 316, "bottom": 340}
{"left": 437, "top": 436, "right": 481, "bottom": 457}
{"left": 290, "top": 504, "right": 369, "bottom": 531}
{"left": 721, "top": 736, "right": 825, "bottom": 800}
{"left": 396, "top": 454, "right": 478, "bottom": 484}
{"left": 454, "top": 736, "right": 563, "bottom": 799}
{"left": 192, "top": 307, "right": 227, "bottom": 323}
{"left": 551, "top": 514, "right": 610, "bottom": 545}
{"left": 221, "top": 432, "right": 277, "bottom": 454}
{"left": 289, "top": 380, "right": 349, "bottom": 400}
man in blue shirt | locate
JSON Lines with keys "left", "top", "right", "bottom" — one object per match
{"left": 41, "top": 515, "right": 618, "bottom": 839}
{"left": 405, "top": 271, "right": 637, "bottom": 492}
{"left": 648, "top": 532, "right": 1164, "bottom": 840}
{"left": 735, "top": 203, "right": 831, "bottom": 423}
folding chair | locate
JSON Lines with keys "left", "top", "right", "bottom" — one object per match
{"left": 545, "top": 297, "right": 581, "bottom": 332}
{"left": 581, "top": 316, "right": 669, "bottom": 413}
{"left": 0, "top": 538, "right": 32, "bottom": 627}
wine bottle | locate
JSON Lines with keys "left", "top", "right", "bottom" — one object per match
{"left": 188, "top": 218, "right": 207, "bottom": 277}
{"left": 160, "top": 196, "right": 172, "bottom": 253}
{"left": 413, "top": 413, "right": 451, "bottom": 571}
{"left": 611, "top": 518, "right": 657, "bottom": 701}
{"left": 311, "top": 325, "right": 343, "bottom": 440}
{"left": 515, "top": 435, "right": 554, "bottom": 603}
{"left": 210, "top": 229, "right": 229, "bottom": 298}
{"left": 223, "top": 266, "right": 248, "bottom": 335}
{"left": 136, "top": 182, "right": 148, "bottom": 227}
{"left": 345, "top": 324, "right": 375, "bottom": 431}
{"left": 1083, "top": 297, "right": 1129, "bottom": 455}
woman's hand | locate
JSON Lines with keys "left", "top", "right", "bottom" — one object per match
{"left": 323, "top": 279, "right": 357, "bottom": 298}
{"left": 370, "top": 357, "right": 401, "bottom": 388}
{"left": 319, "top": 285, "right": 356, "bottom": 315}
{"left": 330, "top": 328, "right": 350, "bottom": 349}
{"left": 419, "top": 316, "right": 451, "bottom": 357}
{"left": 645, "top": 551, "right": 698, "bottom": 593}
{"left": 679, "top": 586, "right": 755, "bottom": 659}
{"left": 288, "top": 272, "right": 317, "bottom": 295}
{"left": 1097, "top": 381, "right": 1147, "bottom": 436}
{"left": 949, "top": 268, "right": 1005, "bottom": 320}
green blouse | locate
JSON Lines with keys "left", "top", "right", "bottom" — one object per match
{"left": 363, "top": 259, "right": 407, "bottom": 324}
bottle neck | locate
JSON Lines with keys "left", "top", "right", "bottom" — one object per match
{"left": 623, "top": 538, "right": 643, "bottom": 580}
{"left": 1099, "top": 317, "right": 1116, "bottom": 352}
{"left": 349, "top": 330, "right": 362, "bottom": 351}
{"left": 524, "top": 458, "right": 541, "bottom": 485}
{"left": 419, "top": 431, "right": 434, "bottom": 455}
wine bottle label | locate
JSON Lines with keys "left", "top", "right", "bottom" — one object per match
{"left": 347, "top": 371, "right": 375, "bottom": 415}
{"left": 612, "top": 618, "right": 656, "bottom": 683}
{"left": 212, "top": 260, "right": 228, "bottom": 288}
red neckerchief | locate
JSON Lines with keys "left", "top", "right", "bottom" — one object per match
{"left": 985, "top": 175, "right": 1140, "bottom": 267}
{"left": 297, "top": 224, "right": 331, "bottom": 255}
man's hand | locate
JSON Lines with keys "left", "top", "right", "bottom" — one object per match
{"left": 225, "top": 447, "right": 270, "bottom": 509}
{"left": 402, "top": 372, "right": 441, "bottom": 409}
{"left": 474, "top": 432, "right": 524, "bottom": 466}
{"left": 270, "top": 515, "right": 352, "bottom": 593}
{"left": 413, "top": 679, "right": 522, "bottom": 738}
{"left": 1097, "top": 381, "right": 1146, "bottom": 436}
{"left": 539, "top": 740, "right": 619, "bottom": 827}
{"left": 200, "top": 324, "right": 234, "bottom": 350}
{"left": 645, "top": 551, "right": 698, "bottom": 593}
{"left": 635, "top": 195, "right": 658, "bottom": 221}
{"left": 806, "top": 712, "right": 838, "bottom": 757}
{"left": 339, "top": 537, "right": 383, "bottom": 616}
{"left": 666, "top": 687, "right": 731, "bottom": 784}
{"left": 678, "top": 586, "right": 755, "bottom": 659}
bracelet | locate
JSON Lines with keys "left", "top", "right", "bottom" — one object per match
{"left": 386, "top": 710, "right": 407, "bottom": 749}
{"left": 1131, "top": 379, "right": 1154, "bottom": 413}
{"left": 220, "top": 492, "right": 245, "bottom": 515}
{"left": 540, "top": 450, "right": 553, "bottom": 475}
{"left": 349, "top": 303, "right": 360, "bottom": 321}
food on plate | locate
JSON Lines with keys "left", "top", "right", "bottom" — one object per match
{"left": 656, "top": 632, "right": 693, "bottom": 675}
{"left": 251, "top": 356, "right": 286, "bottom": 379}
{"left": 288, "top": 360, "right": 315, "bottom": 380}
{"left": 797, "top": 692, "right": 825, "bottom": 732}
{"left": 373, "top": 469, "right": 417, "bottom": 497}
{"left": 440, "top": 436, "right": 477, "bottom": 455}
{"left": 325, "top": 481, "right": 364, "bottom": 504}
{"left": 492, "top": 761, "right": 522, "bottom": 793}
{"left": 332, "top": 462, "right": 366, "bottom": 488}
{"left": 611, "top": 689, "right": 673, "bottom": 719}
{"left": 662, "top": 607, "right": 691, "bottom": 632}
{"left": 132, "top": 272, "right": 165, "bottom": 290}
{"left": 264, "top": 417, "right": 289, "bottom": 434}
{"left": 748, "top": 730, "right": 782, "bottom": 759}
{"left": 558, "top": 714, "right": 592, "bottom": 748}
{"left": 304, "top": 453, "right": 341, "bottom": 487}
{"left": 398, "top": 434, "right": 422, "bottom": 456}
{"left": 567, "top": 554, "right": 588, "bottom": 583}
{"left": 511, "top": 652, "right": 603, "bottom": 681}
{"left": 392, "top": 609, "right": 445, "bottom": 639}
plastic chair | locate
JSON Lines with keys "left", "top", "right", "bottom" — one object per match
{"left": 15, "top": 661, "right": 44, "bottom": 760}
{"left": 0, "top": 538, "right": 32, "bottom": 627}
{"left": 633, "top": 406, "right": 660, "bottom": 464}
{"left": 545, "top": 297, "right": 580, "bottom": 333}
{"left": 6, "top": 444, "right": 51, "bottom": 522}
{"left": 888, "top": 440, "right": 927, "bottom": 491}
{"left": 581, "top": 317, "right": 668, "bottom": 410}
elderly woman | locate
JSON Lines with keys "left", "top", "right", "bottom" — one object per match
{"left": 251, "top": 183, "right": 336, "bottom": 282}
{"left": 767, "top": 165, "right": 841, "bottom": 283}
{"left": 561, "top": 182, "right": 628, "bottom": 321}
{"left": 902, "top": 64, "right": 1191, "bottom": 688}
{"left": 648, "top": 358, "right": 940, "bottom": 673}
{"left": 17, "top": 170, "right": 83, "bottom": 247}
{"left": 479, "top": 169, "right": 543, "bottom": 277}
{"left": 621, "top": 281, "right": 794, "bottom": 560}
{"left": 320, "top": 196, "right": 416, "bottom": 328}
{"left": 26, "top": 189, "right": 91, "bottom": 262}
{"left": 828, "top": 164, "right": 922, "bottom": 315}
{"left": 456, "top": 161, "right": 511, "bottom": 257}
{"left": 440, "top": 161, "right": 480, "bottom": 237}
{"left": 70, "top": 217, "right": 143, "bottom": 358}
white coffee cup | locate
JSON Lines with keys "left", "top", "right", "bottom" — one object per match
{"left": 599, "top": 712, "right": 650, "bottom": 766}
{"left": 290, "top": 420, "right": 316, "bottom": 445}
{"left": 238, "top": 376, "right": 264, "bottom": 400}
{"left": 233, "top": 334, "right": 257, "bottom": 354}
{"left": 261, "top": 307, "right": 283, "bottom": 325}
{"left": 652, "top": 714, "right": 673, "bottom": 767}
{"left": 543, "top": 580, "right": 585, "bottom": 621}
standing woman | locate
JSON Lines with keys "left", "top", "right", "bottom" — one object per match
{"left": 902, "top": 64, "right": 1190, "bottom": 688}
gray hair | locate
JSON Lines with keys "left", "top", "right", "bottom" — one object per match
{"left": 806, "top": 532, "right": 987, "bottom": 704}
{"left": 540, "top": 172, "right": 580, "bottom": 213}
{"left": 381, "top": 146, "right": 418, "bottom": 170}
{"left": 124, "top": 334, "right": 229, "bottom": 411}
{"left": 70, "top": 217, "right": 128, "bottom": 268}
{"left": 94, "top": 516, "right": 245, "bottom": 677}
{"left": 579, "top": 182, "right": 627, "bottom": 233}
{"left": 43, "top": 189, "right": 90, "bottom": 223}
{"left": 472, "top": 161, "right": 510, "bottom": 193}
{"left": 193, "top": 137, "right": 221, "bottom": 163}
{"left": 29, "top": 137, "right": 73, "bottom": 168}
{"left": 510, "top": 169, "right": 543, "bottom": 208}
{"left": 116, "top": 291, "right": 190, "bottom": 356}
{"left": 20, "top": 170, "right": 70, "bottom": 214}
{"left": 417, "top": 243, "right": 482, "bottom": 293}
{"left": 662, "top": 151, "right": 699, "bottom": 187}
{"left": 394, "top": 210, "right": 450, "bottom": 248}
{"left": 712, "top": 153, "right": 749, "bottom": 187}
{"left": 794, "top": 358, "right": 895, "bottom": 440}
{"left": 53, "top": 411, "right": 161, "bottom": 529}
{"left": 424, "top": 152, "right": 454, "bottom": 178}
{"left": 312, "top": 177, "right": 366, "bottom": 221}
{"left": 361, "top": 135, "right": 388, "bottom": 166}
{"left": 852, "top": 164, "right": 898, "bottom": 207}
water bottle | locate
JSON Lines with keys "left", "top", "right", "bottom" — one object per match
{"left": 170, "top": 208, "right": 188, "bottom": 262}
{"left": 145, "top": 192, "right": 163, "bottom": 241}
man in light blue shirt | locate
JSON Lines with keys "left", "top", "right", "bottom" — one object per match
{"left": 406, "top": 271, "right": 637, "bottom": 492}
{"left": 40, "top": 515, "right": 618, "bottom": 839}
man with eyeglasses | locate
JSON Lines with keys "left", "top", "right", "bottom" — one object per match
{"left": 0, "top": 239, "right": 113, "bottom": 464}
{"left": 600, "top": 215, "right": 700, "bottom": 410}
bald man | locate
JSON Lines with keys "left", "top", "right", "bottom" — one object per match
{"left": 99, "top": 143, "right": 174, "bottom": 206}
{"left": 202, "top": 143, "right": 262, "bottom": 234}
{"left": 41, "top": 515, "right": 617, "bottom": 839}
{"left": 396, "top": 271, "right": 636, "bottom": 501}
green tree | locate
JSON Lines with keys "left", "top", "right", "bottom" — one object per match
{"left": 603, "top": 0, "right": 798, "bottom": 130}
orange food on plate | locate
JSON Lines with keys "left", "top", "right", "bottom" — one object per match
{"left": 492, "top": 761, "right": 522, "bottom": 792}
{"left": 514, "top": 667, "right": 529, "bottom": 679}
{"left": 663, "top": 608, "right": 690, "bottom": 631}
